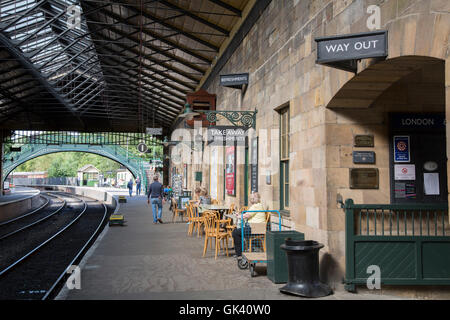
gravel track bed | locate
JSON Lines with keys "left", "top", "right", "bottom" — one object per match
{"left": 0, "top": 194, "right": 64, "bottom": 239}
{"left": 0, "top": 192, "right": 109, "bottom": 300}
{"left": 0, "top": 194, "right": 83, "bottom": 269}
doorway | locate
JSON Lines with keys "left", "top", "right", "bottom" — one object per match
{"left": 389, "top": 113, "right": 448, "bottom": 204}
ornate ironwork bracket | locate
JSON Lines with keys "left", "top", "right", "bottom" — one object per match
{"left": 201, "top": 110, "right": 257, "bottom": 129}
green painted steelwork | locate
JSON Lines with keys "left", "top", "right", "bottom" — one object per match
{"left": 342, "top": 199, "right": 450, "bottom": 292}
{"left": 3, "top": 131, "right": 163, "bottom": 146}
{"left": 204, "top": 110, "right": 257, "bottom": 129}
{"left": 2, "top": 143, "right": 151, "bottom": 193}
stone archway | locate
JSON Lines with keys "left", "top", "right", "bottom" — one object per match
{"left": 323, "top": 55, "right": 447, "bottom": 287}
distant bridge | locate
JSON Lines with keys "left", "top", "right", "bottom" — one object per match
{"left": 2, "top": 143, "right": 153, "bottom": 192}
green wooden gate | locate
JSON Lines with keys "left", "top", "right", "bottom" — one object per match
{"left": 342, "top": 199, "right": 450, "bottom": 292}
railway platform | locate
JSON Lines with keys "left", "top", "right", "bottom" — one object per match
{"left": 0, "top": 187, "right": 43, "bottom": 223}
{"left": 0, "top": 187, "right": 40, "bottom": 203}
{"left": 56, "top": 194, "right": 407, "bottom": 301}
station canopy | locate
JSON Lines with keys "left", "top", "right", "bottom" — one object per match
{"left": 0, "top": 0, "right": 251, "bottom": 133}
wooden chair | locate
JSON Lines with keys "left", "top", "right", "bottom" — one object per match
{"left": 202, "top": 211, "right": 229, "bottom": 259}
{"left": 227, "top": 203, "right": 235, "bottom": 215}
{"left": 171, "top": 198, "right": 186, "bottom": 223}
{"left": 202, "top": 211, "right": 216, "bottom": 257}
{"left": 191, "top": 203, "right": 208, "bottom": 237}
{"left": 211, "top": 199, "right": 220, "bottom": 205}
{"left": 196, "top": 206, "right": 209, "bottom": 237}
{"left": 249, "top": 212, "right": 271, "bottom": 252}
{"left": 225, "top": 204, "right": 238, "bottom": 246}
{"left": 187, "top": 203, "right": 202, "bottom": 236}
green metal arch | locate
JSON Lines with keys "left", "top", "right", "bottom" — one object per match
{"left": 2, "top": 144, "right": 149, "bottom": 192}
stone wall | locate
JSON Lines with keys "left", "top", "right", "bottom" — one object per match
{"left": 170, "top": 0, "right": 450, "bottom": 291}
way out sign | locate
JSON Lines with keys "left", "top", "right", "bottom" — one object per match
{"left": 137, "top": 142, "right": 148, "bottom": 153}
{"left": 315, "top": 30, "right": 387, "bottom": 72}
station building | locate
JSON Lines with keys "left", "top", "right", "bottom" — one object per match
{"left": 169, "top": 0, "right": 450, "bottom": 294}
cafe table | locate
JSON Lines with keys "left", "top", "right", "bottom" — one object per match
{"left": 198, "top": 204, "right": 230, "bottom": 219}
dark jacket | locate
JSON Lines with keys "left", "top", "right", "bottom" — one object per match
{"left": 147, "top": 181, "right": 164, "bottom": 198}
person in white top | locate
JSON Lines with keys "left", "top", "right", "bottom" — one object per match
{"left": 232, "top": 192, "right": 266, "bottom": 258}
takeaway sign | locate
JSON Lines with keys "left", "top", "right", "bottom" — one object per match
{"left": 207, "top": 126, "right": 247, "bottom": 146}
{"left": 315, "top": 30, "right": 387, "bottom": 72}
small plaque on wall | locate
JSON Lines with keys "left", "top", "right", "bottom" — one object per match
{"left": 354, "top": 135, "right": 374, "bottom": 147}
{"left": 349, "top": 168, "right": 379, "bottom": 189}
{"left": 353, "top": 151, "right": 376, "bottom": 164}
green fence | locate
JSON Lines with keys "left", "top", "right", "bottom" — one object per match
{"left": 342, "top": 199, "right": 450, "bottom": 292}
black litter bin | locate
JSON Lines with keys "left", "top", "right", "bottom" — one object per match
{"left": 279, "top": 239, "right": 332, "bottom": 298}
{"left": 266, "top": 230, "right": 304, "bottom": 283}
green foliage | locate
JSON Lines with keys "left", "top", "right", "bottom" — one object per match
{"left": 8, "top": 132, "right": 164, "bottom": 178}
{"left": 15, "top": 152, "right": 122, "bottom": 177}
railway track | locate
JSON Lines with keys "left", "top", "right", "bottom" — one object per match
{"left": 0, "top": 191, "right": 110, "bottom": 300}
{"left": 0, "top": 193, "right": 66, "bottom": 241}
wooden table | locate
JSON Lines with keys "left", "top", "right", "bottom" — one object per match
{"left": 199, "top": 204, "right": 230, "bottom": 211}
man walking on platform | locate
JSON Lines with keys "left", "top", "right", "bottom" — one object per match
{"left": 127, "top": 178, "right": 133, "bottom": 197}
{"left": 136, "top": 178, "right": 141, "bottom": 195}
{"left": 147, "top": 175, "right": 164, "bottom": 224}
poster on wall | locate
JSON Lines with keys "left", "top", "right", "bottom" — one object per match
{"left": 394, "top": 164, "right": 416, "bottom": 180}
{"left": 424, "top": 173, "right": 440, "bottom": 195}
{"left": 225, "top": 145, "right": 236, "bottom": 196}
{"left": 393, "top": 136, "right": 410, "bottom": 163}
{"left": 394, "top": 182, "right": 416, "bottom": 199}
{"left": 210, "top": 147, "right": 219, "bottom": 200}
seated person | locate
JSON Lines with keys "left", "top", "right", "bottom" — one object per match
{"left": 199, "top": 187, "right": 211, "bottom": 205}
{"left": 232, "top": 192, "right": 266, "bottom": 258}
{"left": 193, "top": 187, "right": 202, "bottom": 205}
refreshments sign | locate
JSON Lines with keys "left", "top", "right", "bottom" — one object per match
{"left": 220, "top": 73, "right": 249, "bottom": 89}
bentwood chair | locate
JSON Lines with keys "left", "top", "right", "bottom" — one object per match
{"left": 202, "top": 211, "right": 217, "bottom": 257}
{"left": 187, "top": 203, "right": 202, "bottom": 236}
{"left": 225, "top": 203, "right": 238, "bottom": 246}
{"left": 192, "top": 203, "right": 207, "bottom": 237}
{"left": 202, "top": 211, "right": 229, "bottom": 259}
{"left": 213, "top": 215, "right": 230, "bottom": 259}
{"left": 171, "top": 198, "right": 186, "bottom": 223}
{"left": 249, "top": 212, "right": 271, "bottom": 252}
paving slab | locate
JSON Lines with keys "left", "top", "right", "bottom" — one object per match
{"left": 57, "top": 195, "right": 407, "bottom": 301}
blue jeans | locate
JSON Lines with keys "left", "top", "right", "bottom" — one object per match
{"left": 150, "top": 197, "right": 162, "bottom": 223}
{"left": 128, "top": 188, "right": 132, "bottom": 196}
{"left": 136, "top": 185, "right": 141, "bottom": 195}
